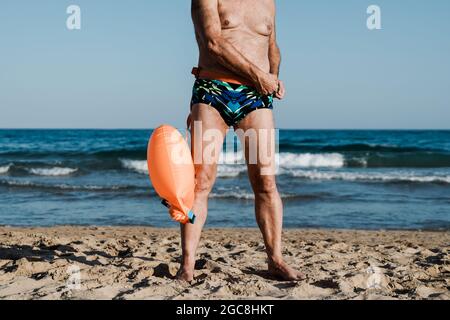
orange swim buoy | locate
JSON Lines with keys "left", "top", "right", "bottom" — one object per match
{"left": 147, "top": 125, "right": 196, "bottom": 224}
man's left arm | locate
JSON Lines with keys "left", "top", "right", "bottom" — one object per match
{"left": 268, "top": 11, "right": 285, "bottom": 99}
{"left": 269, "top": 27, "right": 281, "bottom": 76}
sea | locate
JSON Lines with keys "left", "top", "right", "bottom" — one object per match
{"left": 0, "top": 129, "right": 449, "bottom": 230}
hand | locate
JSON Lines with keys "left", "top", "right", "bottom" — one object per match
{"left": 255, "top": 72, "right": 279, "bottom": 96}
{"left": 274, "top": 80, "right": 285, "bottom": 100}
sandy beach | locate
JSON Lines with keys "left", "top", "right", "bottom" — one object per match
{"left": 0, "top": 227, "right": 448, "bottom": 300}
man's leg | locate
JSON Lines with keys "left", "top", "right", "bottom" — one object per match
{"left": 236, "top": 109, "right": 305, "bottom": 281}
{"left": 177, "top": 103, "right": 228, "bottom": 281}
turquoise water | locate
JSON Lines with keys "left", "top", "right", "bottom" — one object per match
{"left": 0, "top": 129, "right": 449, "bottom": 229}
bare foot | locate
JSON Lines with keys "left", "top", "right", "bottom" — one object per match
{"left": 268, "top": 259, "right": 306, "bottom": 281}
{"left": 176, "top": 265, "right": 194, "bottom": 282}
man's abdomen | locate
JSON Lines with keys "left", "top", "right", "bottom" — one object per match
{"left": 197, "top": 32, "right": 270, "bottom": 79}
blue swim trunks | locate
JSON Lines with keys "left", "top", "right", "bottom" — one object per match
{"left": 190, "top": 78, "right": 274, "bottom": 127}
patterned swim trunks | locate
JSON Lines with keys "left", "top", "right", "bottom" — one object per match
{"left": 190, "top": 78, "right": 274, "bottom": 126}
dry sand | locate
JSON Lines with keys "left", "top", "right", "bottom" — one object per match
{"left": 0, "top": 227, "right": 448, "bottom": 300}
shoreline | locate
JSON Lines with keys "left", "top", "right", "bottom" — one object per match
{"left": 1, "top": 225, "right": 449, "bottom": 232}
{"left": 0, "top": 226, "right": 448, "bottom": 300}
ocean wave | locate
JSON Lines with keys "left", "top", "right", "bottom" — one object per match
{"left": 224, "top": 152, "right": 346, "bottom": 170}
{"left": 318, "top": 143, "right": 442, "bottom": 153}
{"left": 210, "top": 190, "right": 327, "bottom": 200}
{"left": 120, "top": 159, "right": 148, "bottom": 174}
{"left": 0, "top": 179, "right": 140, "bottom": 192}
{"left": 218, "top": 152, "right": 345, "bottom": 168}
{"left": 121, "top": 158, "right": 247, "bottom": 178}
{"left": 27, "top": 167, "right": 78, "bottom": 176}
{"left": 217, "top": 165, "right": 246, "bottom": 178}
{"left": 3, "top": 143, "right": 442, "bottom": 157}
{"left": 278, "top": 153, "right": 344, "bottom": 168}
{"left": 0, "top": 148, "right": 147, "bottom": 160}
{"left": 352, "top": 153, "right": 450, "bottom": 168}
{"left": 121, "top": 150, "right": 450, "bottom": 177}
{"left": 123, "top": 153, "right": 345, "bottom": 177}
{"left": 210, "top": 191, "right": 255, "bottom": 200}
{"left": 277, "top": 142, "right": 449, "bottom": 153}
{"left": 0, "top": 164, "right": 12, "bottom": 174}
{"left": 289, "top": 170, "right": 450, "bottom": 184}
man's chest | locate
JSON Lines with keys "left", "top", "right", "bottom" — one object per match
{"left": 217, "top": 0, "right": 274, "bottom": 36}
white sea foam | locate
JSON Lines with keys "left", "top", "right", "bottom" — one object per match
{"left": 0, "top": 164, "right": 12, "bottom": 174}
{"left": 28, "top": 167, "right": 78, "bottom": 176}
{"left": 124, "top": 157, "right": 247, "bottom": 177}
{"left": 277, "top": 153, "right": 344, "bottom": 168}
{"left": 217, "top": 165, "right": 247, "bottom": 178}
{"left": 219, "top": 152, "right": 344, "bottom": 168}
{"left": 215, "top": 153, "right": 344, "bottom": 178}
{"left": 210, "top": 191, "right": 255, "bottom": 200}
{"left": 125, "top": 153, "right": 449, "bottom": 184}
{"left": 210, "top": 190, "right": 300, "bottom": 200}
{"left": 290, "top": 170, "right": 450, "bottom": 184}
{"left": 134, "top": 152, "right": 345, "bottom": 177}
{"left": 121, "top": 160, "right": 148, "bottom": 174}
{"left": 0, "top": 179, "right": 129, "bottom": 191}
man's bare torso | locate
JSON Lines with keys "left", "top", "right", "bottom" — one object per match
{"left": 193, "top": 0, "right": 275, "bottom": 77}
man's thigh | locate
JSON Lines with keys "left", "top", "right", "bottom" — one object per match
{"left": 190, "top": 103, "right": 229, "bottom": 185}
{"left": 234, "top": 109, "right": 277, "bottom": 182}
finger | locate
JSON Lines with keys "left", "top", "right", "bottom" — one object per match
{"left": 274, "top": 90, "right": 281, "bottom": 99}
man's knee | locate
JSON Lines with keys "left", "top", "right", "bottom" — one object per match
{"left": 194, "top": 167, "right": 216, "bottom": 196}
{"left": 252, "top": 175, "right": 278, "bottom": 197}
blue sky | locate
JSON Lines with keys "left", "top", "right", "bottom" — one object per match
{"left": 0, "top": 0, "right": 449, "bottom": 129}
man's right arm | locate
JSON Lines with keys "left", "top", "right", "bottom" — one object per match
{"left": 192, "top": 0, "right": 278, "bottom": 95}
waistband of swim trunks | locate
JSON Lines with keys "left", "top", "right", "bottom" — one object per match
{"left": 191, "top": 67, "right": 253, "bottom": 86}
